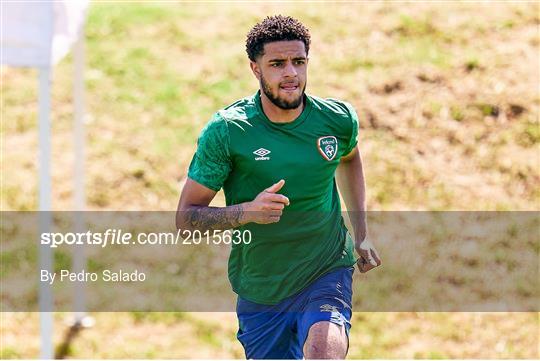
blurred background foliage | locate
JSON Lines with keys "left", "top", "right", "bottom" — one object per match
{"left": 1, "top": 1, "right": 538, "bottom": 359}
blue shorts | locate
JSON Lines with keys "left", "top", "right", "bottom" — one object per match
{"left": 236, "top": 266, "right": 354, "bottom": 359}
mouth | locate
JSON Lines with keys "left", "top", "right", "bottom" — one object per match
{"left": 280, "top": 83, "right": 299, "bottom": 92}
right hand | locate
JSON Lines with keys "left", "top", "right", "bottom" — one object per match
{"left": 243, "top": 179, "right": 290, "bottom": 224}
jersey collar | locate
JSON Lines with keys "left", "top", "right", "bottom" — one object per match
{"left": 254, "top": 90, "right": 312, "bottom": 130}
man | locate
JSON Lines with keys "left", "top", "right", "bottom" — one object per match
{"left": 176, "top": 15, "right": 381, "bottom": 359}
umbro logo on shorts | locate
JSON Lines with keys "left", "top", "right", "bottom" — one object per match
{"left": 253, "top": 148, "right": 271, "bottom": 161}
{"left": 319, "top": 304, "right": 339, "bottom": 313}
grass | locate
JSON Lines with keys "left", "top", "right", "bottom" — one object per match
{"left": 2, "top": 2, "right": 539, "bottom": 211}
{"left": 1, "top": 1, "right": 539, "bottom": 359}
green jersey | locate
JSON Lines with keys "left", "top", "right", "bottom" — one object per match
{"left": 187, "top": 90, "right": 359, "bottom": 304}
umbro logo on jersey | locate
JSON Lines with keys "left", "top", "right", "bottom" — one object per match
{"left": 253, "top": 148, "right": 271, "bottom": 161}
{"left": 317, "top": 136, "right": 338, "bottom": 161}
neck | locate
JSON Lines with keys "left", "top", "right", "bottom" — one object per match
{"left": 260, "top": 91, "right": 304, "bottom": 123}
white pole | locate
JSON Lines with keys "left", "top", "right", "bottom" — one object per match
{"left": 38, "top": 66, "right": 54, "bottom": 359}
{"left": 73, "top": 7, "right": 85, "bottom": 215}
{"left": 71, "top": 19, "right": 88, "bottom": 325}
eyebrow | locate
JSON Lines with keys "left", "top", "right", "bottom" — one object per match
{"left": 268, "top": 56, "right": 307, "bottom": 63}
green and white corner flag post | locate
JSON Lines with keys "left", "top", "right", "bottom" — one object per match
{"left": 1, "top": 1, "right": 90, "bottom": 358}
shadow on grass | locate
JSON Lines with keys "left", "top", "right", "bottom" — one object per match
{"left": 55, "top": 320, "right": 89, "bottom": 359}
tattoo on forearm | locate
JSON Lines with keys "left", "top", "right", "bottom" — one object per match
{"left": 185, "top": 204, "right": 244, "bottom": 230}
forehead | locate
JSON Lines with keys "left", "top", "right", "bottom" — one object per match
{"left": 262, "top": 40, "right": 306, "bottom": 59}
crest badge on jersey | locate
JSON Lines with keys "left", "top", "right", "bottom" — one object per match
{"left": 317, "top": 136, "right": 338, "bottom": 161}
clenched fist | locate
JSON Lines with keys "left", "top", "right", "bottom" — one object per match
{"left": 242, "top": 179, "right": 290, "bottom": 224}
{"left": 355, "top": 238, "right": 382, "bottom": 273}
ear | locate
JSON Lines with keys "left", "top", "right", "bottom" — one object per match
{"left": 250, "top": 60, "right": 261, "bottom": 80}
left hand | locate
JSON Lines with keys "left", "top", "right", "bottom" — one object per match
{"left": 355, "top": 239, "right": 381, "bottom": 273}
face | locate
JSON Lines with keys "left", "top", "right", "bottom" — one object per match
{"left": 250, "top": 40, "right": 308, "bottom": 110}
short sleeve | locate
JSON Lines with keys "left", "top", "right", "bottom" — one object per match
{"left": 187, "top": 115, "right": 232, "bottom": 191}
{"left": 342, "top": 101, "right": 359, "bottom": 156}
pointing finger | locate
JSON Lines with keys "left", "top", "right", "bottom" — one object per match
{"left": 267, "top": 193, "right": 290, "bottom": 205}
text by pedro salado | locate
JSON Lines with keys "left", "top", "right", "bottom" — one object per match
{"left": 41, "top": 269, "right": 146, "bottom": 284}
{"left": 40, "top": 229, "right": 252, "bottom": 248}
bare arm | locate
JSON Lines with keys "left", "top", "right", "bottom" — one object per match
{"left": 336, "top": 146, "right": 367, "bottom": 241}
{"left": 176, "top": 178, "right": 290, "bottom": 232}
{"left": 336, "top": 146, "right": 381, "bottom": 272}
{"left": 176, "top": 178, "right": 246, "bottom": 231}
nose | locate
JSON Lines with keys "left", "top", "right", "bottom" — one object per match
{"left": 283, "top": 60, "right": 297, "bottom": 78}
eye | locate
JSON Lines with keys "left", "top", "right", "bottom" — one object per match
{"left": 294, "top": 60, "right": 305, "bottom": 65}
{"left": 270, "top": 63, "right": 283, "bottom": 67}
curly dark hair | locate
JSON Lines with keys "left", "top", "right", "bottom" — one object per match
{"left": 246, "top": 15, "right": 311, "bottom": 62}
